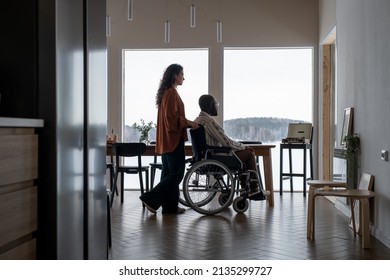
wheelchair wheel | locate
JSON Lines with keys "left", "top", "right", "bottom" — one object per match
{"left": 218, "top": 192, "right": 230, "bottom": 206}
{"left": 178, "top": 183, "right": 189, "bottom": 206}
{"left": 183, "top": 160, "right": 235, "bottom": 215}
{"left": 233, "top": 196, "right": 249, "bottom": 214}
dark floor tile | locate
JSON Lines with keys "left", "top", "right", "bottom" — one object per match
{"left": 109, "top": 191, "right": 390, "bottom": 260}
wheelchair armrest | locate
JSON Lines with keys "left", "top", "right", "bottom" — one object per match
{"left": 208, "top": 146, "right": 232, "bottom": 152}
{"left": 186, "top": 156, "right": 202, "bottom": 166}
{"left": 205, "top": 146, "right": 233, "bottom": 157}
{"left": 239, "top": 141, "right": 262, "bottom": 145}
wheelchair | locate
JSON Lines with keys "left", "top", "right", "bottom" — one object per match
{"left": 182, "top": 125, "right": 266, "bottom": 215}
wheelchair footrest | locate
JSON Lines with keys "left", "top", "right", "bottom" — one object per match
{"left": 248, "top": 192, "right": 266, "bottom": 201}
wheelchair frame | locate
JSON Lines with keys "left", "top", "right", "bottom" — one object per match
{"left": 181, "top": 125, "right": 263, "bottom": 215}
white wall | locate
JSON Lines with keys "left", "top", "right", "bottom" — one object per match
{"left": 319, "top": 0, "right": 336, "bottom": 41}
{"left": 319, "top": 0, "right": 390, "bottom": 247}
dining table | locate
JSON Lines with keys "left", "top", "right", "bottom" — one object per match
{"left": 107, "top": 142, "right": 276, "bottom": 207}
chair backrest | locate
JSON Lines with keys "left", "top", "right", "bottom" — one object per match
{"left": 112, "top": 142, "right": 147, "bottom": 157}
{"left": 189, "top": 125, "right": 207, "bottom": 162}
{"left": 358, "top": 173, "right": 374, "bottom": 190}
{"left": 112, "top": 142, "right": 147, "bottom": 168}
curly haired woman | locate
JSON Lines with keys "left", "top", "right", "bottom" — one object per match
{"left": 140, "top": 64, "right": 198, "bottom": 214}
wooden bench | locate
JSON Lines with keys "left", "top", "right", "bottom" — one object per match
{"left": 307, "top": 174, "right": 375, "bottom": 249}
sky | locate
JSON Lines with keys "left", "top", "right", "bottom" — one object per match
{"left": 224, "top": 48, "right": 313, "bottom": 122}
{"left": 124, "top": 49, "right": 208, "bottom": 126}
{"left": 123, "top": 48, "right": 313, "bottom": 129}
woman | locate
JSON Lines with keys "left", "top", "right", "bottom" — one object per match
{"left": 140, "top": 64, "right": 198, "bottom": 214}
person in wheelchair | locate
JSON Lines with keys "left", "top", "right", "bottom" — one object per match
{"left": 194, "top": 94, "right": 270, "bottom": 200}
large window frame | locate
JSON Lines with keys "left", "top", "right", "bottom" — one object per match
{"left": 223, "top": 47, "right": 314, "bottom": 191}
{"left": 223, "top": 47, "right": 313, "bottom": 142}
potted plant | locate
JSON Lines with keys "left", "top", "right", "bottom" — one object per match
{"left": 343, "top": 133, "right": 360, "bottom": 189}
{"left": 132, "top": 119, "right": 156, "bottom": 144}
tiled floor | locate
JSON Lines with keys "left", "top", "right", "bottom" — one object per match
{"left": 109, "top": 190, "right": 390, "bottom": 260}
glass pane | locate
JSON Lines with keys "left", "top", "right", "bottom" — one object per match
{"left": 224, "top": 48, "right": 313, "bottom": 191}
{"left": 124, "top": 49, "right": 208, "bottom": 141}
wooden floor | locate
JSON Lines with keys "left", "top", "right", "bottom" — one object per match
{"left": 109, "top": 190, "right": 390, "bottom": 260}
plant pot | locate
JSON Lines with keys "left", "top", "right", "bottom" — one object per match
{"left": 139, "top": 131, "right": 150, "bottom": 144}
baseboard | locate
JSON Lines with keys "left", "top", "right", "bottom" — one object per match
{"left": 335, "top": 199, "right": 351, "bottom": 217}
{"left": 335, "top": 198, "right": 390, "bottom": 249}
{"left": 371, "top": 225, "right": 390, "bottom": 249}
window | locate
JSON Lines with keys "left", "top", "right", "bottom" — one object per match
{"left": 223, "top": 48, "right": 313, "bottom": 191}
{"left": 123, "top": 49, "right": 209, "bottom": 142}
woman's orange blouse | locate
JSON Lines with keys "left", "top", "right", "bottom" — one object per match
{"left": 155, "top": 88, "right": 188, "bottom": 154}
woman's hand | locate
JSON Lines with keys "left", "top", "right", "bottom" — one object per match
{"left": 187, "top": 120, "right": 199, "bottom": 129}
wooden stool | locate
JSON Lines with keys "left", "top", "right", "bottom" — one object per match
{"left": 307, "top": 180, "right": 375, "bottom": 249}
{"left": 306, "top": 180, "right": 347, "bottom": 239}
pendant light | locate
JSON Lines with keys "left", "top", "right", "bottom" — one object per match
{"left": 165, "top": 21, "right": 171, "bottom": 43}
{"left": 216, "top": 0, "right": 222, "bottom": 42}
{"left": 216, "top": 20, "right": 222, "bottom": 42}
{"left": 128, "top": 0, "right": 134, "bottom": 21}
{"left": 164, "top": 0, "right": 170, "bottom": 43}
{"left": 106, "top": 15, "right": 111, "bottom": 37}
{"left": 190, "top": 4, "right": 196, "bottom": 27}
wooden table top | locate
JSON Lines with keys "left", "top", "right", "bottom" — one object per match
{"left": 314, "top": 189, "right": 375, "bottom": 198}
{"left": 307, "top": 180, "right": 347, "bottom": 187}
{"left": 143, "top": 143, "right": 276, "bottom": 157}
{"left": 107, "top": 142, "right": 276, "bottom": 156}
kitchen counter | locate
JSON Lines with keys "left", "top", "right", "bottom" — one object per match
{"left": 0, "top": 117, "right": 44, "bottom": 128}
{"left": 0, "top": 117, "right": 43, "bottom": 259}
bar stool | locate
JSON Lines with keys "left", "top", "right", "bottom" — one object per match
{"left": 279, "top": 124, "right": 313, "bottom": 196}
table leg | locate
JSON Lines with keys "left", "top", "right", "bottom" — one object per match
{"left": 360, "top": 198, "right": 370, "bottom": 249}
{"left": 303, "top": 147, "right": 307, "bottom": 196}
{"left": 310, "top": 194, "right": 316, "bottom": 240}
{"left": 279, "top": 146, "right": 283, "bottom": 194}
{"left": 263, "top": 154, "right": 274, "bottom": 207}
{"left": 288, "top": 148, "right": 293, "bottom": 192}
{"left": 307, "top": 186, "right": 316, "bottom": 239}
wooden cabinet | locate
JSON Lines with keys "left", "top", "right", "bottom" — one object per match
{"left": 0, "top": 118, "right": 43, "bottom": 259}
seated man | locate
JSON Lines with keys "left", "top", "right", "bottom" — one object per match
{"left": 194, "top": 94, "right": 269, "bottom": 199}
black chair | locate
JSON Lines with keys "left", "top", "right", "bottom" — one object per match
{"left": 112, "top": 142, "right": 149, "bottom": 205}
{"left": 148, "top": 141, "right": 162, "bottom": 189}
{"left": 106, "top": 162, "right": 116, "bottom": 195}
{"left": 106, "top": 189, "right": 112, "bottom": 250}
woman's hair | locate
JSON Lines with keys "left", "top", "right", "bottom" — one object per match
{"left": 156, "top": 64, "right": 183, "bottom": 107}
